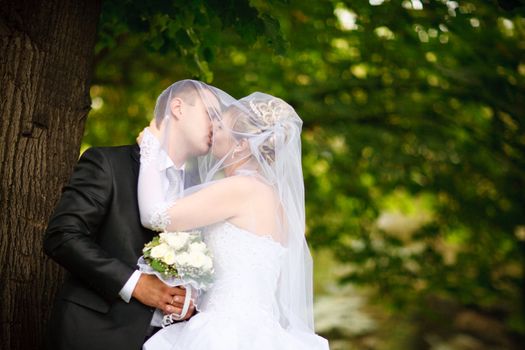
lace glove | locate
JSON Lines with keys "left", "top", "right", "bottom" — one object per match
{"left": 138, "top": 128, "right": 174, "bottom": 232}
{"left": 139, "top": 127, "right": 161, "bottom": 165}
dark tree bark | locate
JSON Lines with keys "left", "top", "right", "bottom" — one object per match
{"left": 0, "top": 1, "right": 101, "bottom": 348}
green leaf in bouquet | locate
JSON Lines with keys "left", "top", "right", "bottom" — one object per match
{"left": 143, "top": 235, "right": 162, "bottom": 254}
{"left": 150, "top": 259, "right": 167, "bottom": 274}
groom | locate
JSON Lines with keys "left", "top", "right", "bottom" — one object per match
{"left": 43, "top": 80, "right": 225, "bottom": 350}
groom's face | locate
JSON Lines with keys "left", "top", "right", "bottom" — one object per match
{"left": 182, "top": 89, "right": 219, "bottom": 156}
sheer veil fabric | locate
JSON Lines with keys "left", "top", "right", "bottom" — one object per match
{"left": 152, "top": 79, "right": 235, "bottom": 179}
{"left": 197, "top": 92, "right": 316, "bottom": 333}
{"left": 138, "top": 80, "right": 236, "bottom": 229}
{"left": 138, "top": 81, "right": 322, "bottom": 342}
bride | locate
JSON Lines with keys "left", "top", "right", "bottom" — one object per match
{"left": 137, "top": 86, "right": 329, "bottom": 349}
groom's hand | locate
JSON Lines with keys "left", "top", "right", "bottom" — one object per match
{"left": 132, "top": 274, "right": 187, "bottom": 314}
{"left": 179, "top": 301, "right": 196, "bottom": 321}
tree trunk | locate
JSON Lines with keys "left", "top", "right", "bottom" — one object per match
{"left": 0, "top": 1, "right": 101, "bottom": 348}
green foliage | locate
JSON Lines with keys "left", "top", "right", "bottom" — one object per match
{"left": 96, "top": 0, "right": 286, "bottom": 81}
{"left": 84, "top": 0, "right": 525, "bottom": 341}
{"left": 149, "top": 258, "right": 171, "bottom": 275}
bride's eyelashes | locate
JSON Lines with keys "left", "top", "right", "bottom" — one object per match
{"left": 213, "top": 120, "right": 225, "bottom": 130}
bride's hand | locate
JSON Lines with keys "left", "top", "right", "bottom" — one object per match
{"left": 136, "top": 120, "right": 163, "bottom": 144}
{"left": 148, "top": 119, "right": 162, "bottom": 139}
{"left": 136, "top": 129, "right": 145, "bottom": 145}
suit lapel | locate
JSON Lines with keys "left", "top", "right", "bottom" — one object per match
{"left": 130, "top": 144, "right": 140, "bottom": 180}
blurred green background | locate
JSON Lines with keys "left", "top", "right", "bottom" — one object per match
{"left": 82, "top": 1, "right": 524, "bottom": 349}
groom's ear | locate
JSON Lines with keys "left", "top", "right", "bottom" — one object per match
{"left": 169, "top": 98, "right": 183, "bottom": 120}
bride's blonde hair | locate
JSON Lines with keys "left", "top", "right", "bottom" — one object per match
{"left": 227, "top": 98, "right": 295, "bottom": 165}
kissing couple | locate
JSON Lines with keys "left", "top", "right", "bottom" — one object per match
{"left": 44, "top": 80, "right": 330, "bottom": 350}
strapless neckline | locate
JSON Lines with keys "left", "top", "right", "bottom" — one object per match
{"left": 220, "top": 221, "right": 286, "bottom": 251}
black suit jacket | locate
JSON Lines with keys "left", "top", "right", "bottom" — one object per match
{"left": 44, "top": 144, "right": 156, "bottom": 350}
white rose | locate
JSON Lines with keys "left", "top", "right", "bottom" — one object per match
{"left": 162, "top": 249, "right": 176, "bottom": 265}
{"left": 189, "top": 242, "right": 207, "bottom": 254}
{"left": 175, "top": 252, "right": 191, "bottom": 266}
{"left": 161, "top": 232, "right": 190, "bottom": 250}
{"left": 187, "top": 252, "right": 208, "bottom": 269}
{"left": 150, "top": 243, "right": 170, "bottom": 259}
{"left": 202, "top": 256, "right": 213, "bottom": 271}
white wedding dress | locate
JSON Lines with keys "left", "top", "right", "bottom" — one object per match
{"left": 143, "top": 221, "right": 329, "bottom": 350}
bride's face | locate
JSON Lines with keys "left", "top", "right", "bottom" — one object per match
{"left": 212, "top": 112, "right": 237, "bottom": 159}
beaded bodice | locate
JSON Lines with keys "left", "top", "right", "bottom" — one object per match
{"left": 198, "top": 222, "right": 286, "bottom": 317}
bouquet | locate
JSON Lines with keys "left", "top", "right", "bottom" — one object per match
{"left": 138, "top": 231, "right": 214, "bottom": 326}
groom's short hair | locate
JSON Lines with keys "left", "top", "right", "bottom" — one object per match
{"left": 175, "top": 83, "right": 200, "bottom": 106}
{"left": 154, "top": 83, "right": 208, "bottom": 123}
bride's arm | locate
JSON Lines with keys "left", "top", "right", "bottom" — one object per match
{"left": 137, "top": 128, "right": 173, "bottom": 231}
{"left": 138, "top": 128, "right": 249, "bottom": 232}
{"left": 163, "top": 176, "right": 249, "bottom": 232}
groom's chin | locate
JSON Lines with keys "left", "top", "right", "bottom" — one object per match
{"left": 197, "top": 144, "right": 212, "bottom": 156}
